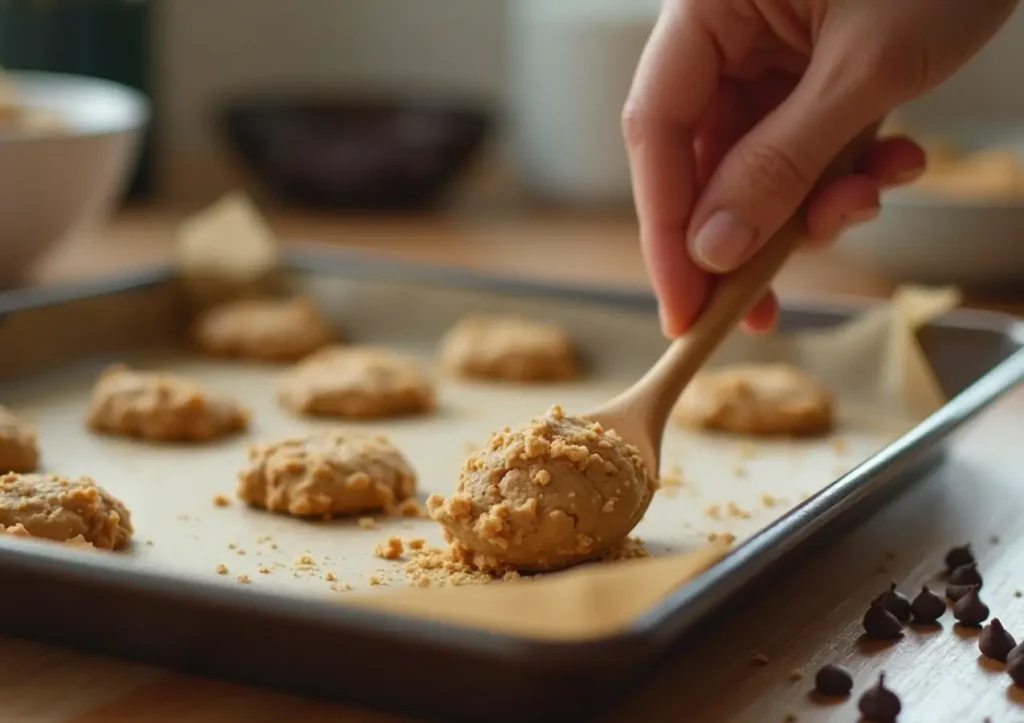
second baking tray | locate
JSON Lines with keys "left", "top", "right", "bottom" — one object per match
{"left": 0, "top": 249, "right": 1021, "bottom": 722}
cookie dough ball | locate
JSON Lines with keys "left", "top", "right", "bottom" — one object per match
{"left": 0, "top": 405, "right": 39, "bottom": 472}
{"left": 190, "top": 296, "right": 336, "bottom": 362}
{"left": 277, "top": 346, "right": 434, "bottom": 419}
{"left": 237, "top": 430, "right": 416, "bottom": 517}
{"left": 438, "top": 315, "right": 579, "bottom": 382}
{"left": 0, "top": 473, "right": 133, "bottom": 549}
{"left": 427, "top": 405, "right": 655, "bottom": 572}
{"left": 86, "top": 364, "right": 249, "bottom": 442}
{"left": 672, "top": 363, "right": 833, "bottom": 436}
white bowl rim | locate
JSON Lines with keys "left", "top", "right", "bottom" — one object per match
{"left": 0, "top": 70, "right": 150, "bottom": 145}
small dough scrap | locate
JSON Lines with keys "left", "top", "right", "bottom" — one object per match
{"left": 277, "top": 346, "right": 434, "bottom": 419}
{"left": 0, "top": 473, "right": 132, "bottom": 549}
{"left": 191, "top": 296, "right": 336, "bottom": 362}
{"left": 438, "top": 315, "right": 579, "bottom": 382}
{"left": 428, "top": 405, "right": 655, "bottom": 572}
{"left": 237, "top": 430, "right": 416, "bottom": 517}
{"left": 672, "top": 363, "right": 833, "bottom": 436}
{"left": 0, "top": 405, "right": 39, "bottom": 472}
{"left": 86, "top": 364, "right": 249, "bottom": 442}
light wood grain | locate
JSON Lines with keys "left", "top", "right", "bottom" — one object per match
{"left": 6, "top": 206, "right": 1024, "bottom": 722}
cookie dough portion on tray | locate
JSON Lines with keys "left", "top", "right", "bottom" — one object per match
{"left": 672, "top": 363, "right": 834, "bottom": 436}
{"left": 437, "top": 314, "right": 579, "bottom": 382}
{"left": 86, "top": 364, "right": 249, "bottom": 442}
{"left": 277, "top": 346, "right": 434, "bottom": 419}
{"left": 0, "top": 405, "right": 39, "bottom": 473}
{"left": 190, "top": 296, "right": 336, "bottom": 362}
{"left": 237, "top": 430, "right": 416, "bottom": 517}
{"left": 428, "top": 405, "right": 656, "bottom": 572}
{"left": 0, "top": 473, "right": 133, "bottom": 549}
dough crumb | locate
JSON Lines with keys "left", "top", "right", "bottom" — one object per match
{"left": 277, "top": 346, "right": 434, "bottom": 419}
{"left": 86, "top": 364, "right": 248, "bottom": 442}
{"left": 726, "top": 501, "right": 751, "bottom": 519}
{"left": 705, "top": 504, "right": 722, "bottom": 520}
{"left": 788, "top": 668, "right": 804, "bottom": 681}
{"left": 236, "top": 574, "right": 251, "bottom": 584}
{"left": 398, "top": 499, "right": 426, "bottom": 518}
{"left": 237, "top": 430, "right": 416, "bottom": 517}
{"left": 374, "top": 536, "right": 404, "bottom": 560}
{"left": 258, "top": 566, "right": 271, "bottom": 574}
{"left": 212, "top": 494, "right": 231, "bottom": 507}
{"left": 191, "top": 296, "right": 336, "bottom": 362}
{"left": 760, "top": 493, "right": 778, "bottom": 508}
{"left": 216, "top": 564, "right": 229, "bottom": 575}
{"left": 406, "top": 537, "right": 426, "bottom": 551}
{"left": 0, "top": 405, "right": 39, "bottom": 473}
{"left": 401, "top": 542, "right": 515, "bottom": 587}
{"left": 707, "top": 532, "right": 737, "bottom": 545}
{"left": 438, "top": 315, "right": 579, "bottom": 382}
{"left": 368, "top": 574, "right": 384, "bottom": 586}
{"left": 358, "top": 516, "right": 377, "bottom": 530}
{"left": 325, "top": 571, "right": 336, "bottom": 582}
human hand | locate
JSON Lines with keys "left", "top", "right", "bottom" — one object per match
{"left": 624, "top": 0, "right": 1018, "bottom": 335}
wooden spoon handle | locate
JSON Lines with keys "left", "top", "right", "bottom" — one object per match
{"left": 638, "top": 122, "right": 883, "bottom": 424}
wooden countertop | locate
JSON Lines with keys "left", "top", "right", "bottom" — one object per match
{"left": 11, "top": 206, "right": 1024, "bottom": 722}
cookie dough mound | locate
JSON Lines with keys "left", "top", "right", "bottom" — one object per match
{"left": 0, "top": 406, "right": 39, "bottom": 472}
{"left": 237, "top": 430, "right": 416, "bottom": 517}
{"left": 427, "top": 405, "right": 656, "bottom": 572}
{"left": 438, "top": 315, "right": 579, "bottom": 382}
{"left": 672, "top": 363, "right": 833, "bottom": 436}
{"left": 0, "top": 473, "right": 133, "bottom": 549}
{"left": 191, "top": 296, "right": 336, "bottom": 362}
{"left": 86, "top": 365, "right": 249, "bottom": 442}
{"left": 277, "top": 346, "right": 434, "bottom": 419}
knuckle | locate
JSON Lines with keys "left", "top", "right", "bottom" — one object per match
{"left": 859, "top": 43, "right": 931, "bottom": 103}
{"left": 620, "top": 98, "right": 649, "bottom": 150}
{"left": 734, "top": 142, "right": 811, "bottom": 198}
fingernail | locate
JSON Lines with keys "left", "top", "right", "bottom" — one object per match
{"left": 892, "top": 165, "right": 925, "bottom": 184}
{"left": 691, "top": 210, "right": 757, "bottom": 272}
{"left": 657, "top": 303, "right": 683, "bottom": 338}
{"left": 842, "top": 206, "right": 880, "bottom": 228}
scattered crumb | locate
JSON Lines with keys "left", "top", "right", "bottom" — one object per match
{"left": 212, "top": 494, "right": 231, "bottom": 508}
{"left": 732, "top": 465, "right": 747, "bottom": 478}
{"left": 1015, "top": 590, "right": 1022, "bottom": 598}
{"left": 415, "top": 575, "right": 431, "bottom": 588}
{"left": 216, "top": 564, "right": 228, "bottom": 575}
{"left": 990, "top": 535, "right": 1000, "bottom": 545}
{"left": 294, "top": 554, "right": 317, "bottom": 569}
{"left": 601, "top": 536, "right": 650, "bottom": 562}
{"left": 705, "top": 503, "right": 722, "bottom": 520}
{"left": 406, "top": 537, "right": 426, "bottom": 551}
{"left": 374, "top": 536, "right": 404, "bottom": 560}
{"left": 235, "top": 548, "right": 246, "bottom": 555}
{"left": 707, "top": 532, "right": 737, "bottom": 545}
{"left": 726, "top": 501, "right": 751, "bottom": 519}
{"left": 760, "top": 493, "right": 777, "bottom": 508}
{"left": 255, "top": 534, "right": 272, "bottom": 544}
{"left": 227, "top": 542, "right": 236, "bottom": 550}
{"left": 401, "top": 542, "right": 510, "bottom": 587}
{"left": 368, "top": 574, "right": 384, "bottom": 586}
{"left": 325, "top": 571, "right": 336, "bottom": 582}
{"left": 788, "top": 668, "right": 804, "bottom": 681}
{"left": 831, "top": 437, "right": 847, "bottom": 454}
{"left": 358, "top": 517, "right": 377, "bottom": 530}
{"left": 330, "top": 582, "right": 353, "bottom": 593}
{"left": 270, "top": 542, "right": 278, "bottom": 550}
{"left": 258, "top": 566, "right": 271, "bottom": 574}
{"left": 398, "top": 499, "right": 425, "bottom": 518}
{"left": 145, "top": 540, "right": 154, "bottom": 546}
{"left": 236, "top": 574, "right": 251, "bottom": 584}
{"left": 751, "top": 652, "right": 770, "bottom": 665}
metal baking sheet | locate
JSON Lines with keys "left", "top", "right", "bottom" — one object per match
{"left": 0, "top": 250, "right": 1021, "bottom": 722}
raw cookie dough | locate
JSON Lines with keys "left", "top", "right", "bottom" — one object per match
{"left": 427, "top": 405, "right": 656, "bottom": 572}
{"left": 437, "top": 315, "right": 579, "bottom": 382}
{"left": 0, "top": 405, "right": 39, "bottom": 472}
{"left": 190, "top": 296, "right": 336, "bottom": 362}
{"left": 0, "top": 473, "right": 133, "bottom": 549}
{"left": 672, "top": 363, "right": 833, "bottom": 436}
{"left": 86, "top": 364, "right": 249, "bottom": 442}
{"left": 237, "top": 430, "right": 416, "bottom": 517}
{"left": 277, "top": 346, "right": 434, "bottom": 419}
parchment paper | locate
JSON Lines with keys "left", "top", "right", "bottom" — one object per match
{"left": 0, "top": 196, "right": 962, "bottom": 643}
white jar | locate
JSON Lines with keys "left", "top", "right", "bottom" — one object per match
{"left": 508, "top": 0, "right": 660, "bottom": 205}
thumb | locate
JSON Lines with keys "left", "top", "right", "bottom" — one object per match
{"left": 686, "top": 54, "right": 885, "bottom": 273}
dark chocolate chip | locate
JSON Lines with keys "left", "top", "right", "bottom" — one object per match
{"left": 952, "top": 585, "right": 989, "bottom": 627}
{"left": 944, "top": 544, "right": 974, "bottom": 572}
{"left": 910, "top": 585, "right": 945, "bottom": 624}
{"left": 863, "top": 600, "right": 903, "bottom": 639}
{"left": 1007, "top": 640, "right": 1024, "bottom": 667}
{"left": 814, "top": 663, "right": 853, "bottom": 697}
{"left": 1009, "top": 654, "right": 1024, "bottom": 687}
{"left": 874, "top": 582, "right": 912, "bottom": 624}
{"left": 949, "top": 562, "right": 983, "bottom": 587}
{"left": 979, "top": 618, "right": 1016, "bottom": 662}
{"left": 945, "top": 583, "right": 974, "bottom": 602}
{"left": 858, "top": 673, "right": 902, "bottom": 722}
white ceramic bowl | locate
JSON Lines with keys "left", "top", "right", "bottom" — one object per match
{"left": 0, "top": 71, "right": 149, "bottom": 287}
{"left": 837, "top": 120, "right": 1024, "bottom": 288}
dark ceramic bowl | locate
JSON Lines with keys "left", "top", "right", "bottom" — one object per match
{"left": 219, "top": 95, "right": 491, "bottom": 211}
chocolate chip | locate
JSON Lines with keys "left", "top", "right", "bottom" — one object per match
{"left": 910, "top": 585, "right": 945, "bottom": 624}
{"left": 949, "top": 562, "right": 983, "bottom": 587}
{"left": 944, "top": 544, "right": 974, "bottom": 573}
{"left": 979, "top": 618, "right": 1016, "bottom": 662}
{"left": 814, "top": 663, "right": 853, "bottom": 697}
{"left": 945, "top": 583, "right": 974, "bottom": 602}
{"left": 1010, "top": 654, "right": 1024, "bottom": 687}
{"left": 858, "top": 673, "right": 901, "bottom": 722}
{"left": 863, "top": 600, "right": 903, "bottom": 639}
{"left": 874, "top": 582, "right": 911, "bottom": 624}
{"left": 1007, "top": 640, "right": 1024, "bottom": 667}
{"left": 952, "top": 586, "right": 989, "bottom": 627}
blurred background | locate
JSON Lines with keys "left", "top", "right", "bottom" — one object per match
{"left": 2, "top": 0, "right": 1024, "bottom": 294}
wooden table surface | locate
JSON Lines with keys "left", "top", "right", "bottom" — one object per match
{"left": 10, "top": 205, "right": 1024, "bottom": 722}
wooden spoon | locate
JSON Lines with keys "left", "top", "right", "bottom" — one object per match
{"left": 588, "top": 123, "right": 882, "bottom": 477}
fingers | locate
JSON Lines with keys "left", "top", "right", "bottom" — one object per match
{"left": 685, "top": 45, "right": 889, "bottom": 274}
{"left": 741, "top": 289, "right": 779, "bottom": 333}
{"left": 803, "top": 174, "right": 880, "bottom": 247}
{"left": 623, "top": 3, "right": 721, "bottom": 336}
{"left": 858, "top": 135, "right": 927, "bottom": 187}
